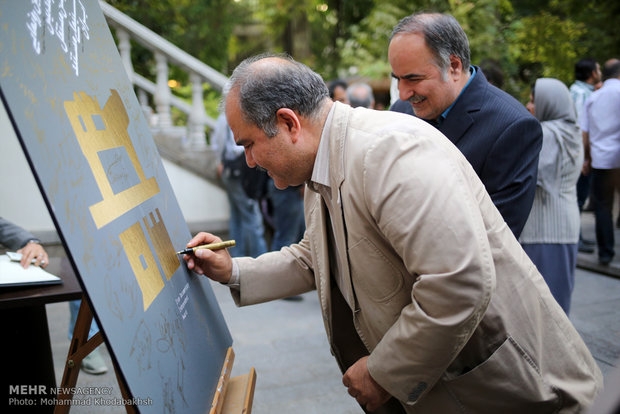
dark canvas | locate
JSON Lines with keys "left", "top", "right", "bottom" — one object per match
{"left": 0, "top": 1, "right": 232, "bottom": 412}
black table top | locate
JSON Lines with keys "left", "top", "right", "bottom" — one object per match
{"left": 0, "top": 245, "right": 83, "bottom": 309}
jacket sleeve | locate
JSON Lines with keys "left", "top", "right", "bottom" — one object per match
{"left": 232, "top": 236, "right": 316, "bottom": 306}
{"left": 482, "top": 116, "right": 542, "bottom": 238}
{"left": 362, "top": 130, "right": 496, "bottom": 405}
{"left": 0, "top": 217, "right": 37, "bottom": 250}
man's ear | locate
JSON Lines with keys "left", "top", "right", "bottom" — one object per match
{"left": 276, "top": 108, "right": 301, "bottom": 142}
{"left": 448, "top": 55, "right": 464, "bottom": 79}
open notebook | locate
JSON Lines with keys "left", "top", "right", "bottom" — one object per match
{"left": 0, "top": 254, "right": 62, "bottom": 287}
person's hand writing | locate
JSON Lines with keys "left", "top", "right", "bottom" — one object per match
{"left": 182, "top": 232, "right": 233, "bottom": 283}
{"left": 342, "top": 356, "right": 391, "bottom": 412}
{"left": 17, "top": 241, "right": 48, "bottom": 269}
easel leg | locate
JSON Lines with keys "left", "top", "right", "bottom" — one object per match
{"left": 113, "top": 357, "right": 137, "bottom": 414}
{"left": 54, "top": 296, "right": 135, "bottom": 414}
{"left": 54, "top": 296, "right": 103, "bottom": 414}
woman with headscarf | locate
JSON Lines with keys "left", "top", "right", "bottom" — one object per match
{"left": 520, "top": 78, "right": 584, "bottom": 314}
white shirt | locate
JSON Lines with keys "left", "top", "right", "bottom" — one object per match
{"left": 580, "top": 78, "right": 620, "bottom": 169}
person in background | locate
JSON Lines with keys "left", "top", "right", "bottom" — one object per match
{"left": 266, "top": 179, "right": 306, "bottom": 302}
{"left": 346, "top": 82, "right": 375, "bottom": 109}
{"left": 183, "top": 53, "right": 602, "bottom": 413}
{"left": 388, "top": 12, "right": 542, "bottom": 238}
{"left": 327, "top": 79, "right": 349, "bottom": 104}
{"left": 571, "top": 58, "right": 602, "bottom": 120}
{"left": 266, "top": 183, "right": 305, "bottom": 253}
{"left": 570, "top": 58, "right": 602, "bottom": 254}
{"left": 0, "top": 216, "right": 48, "bottom": 268}
{"left": 580, "top": 58, "right": 620, "bottom": 265}
{"left": 212, "top": 112, "right": 268, "bottom": 258}
{"left": 0, "top": 216, "right": 107, "bottom": 374}
{"left": 521, "top": 78, "right": 583, "bottom": 314}
{"left": 67, "top": 300, "right": 107, "bottom": 374}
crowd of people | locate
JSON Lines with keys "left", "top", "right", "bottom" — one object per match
{"left": 215, "top": 19, "right": 620, "bottom": 322}
{"left": 183, "top": 11, "right": 620, "bottom": 413}
{"left": 3, "top": 8, "right": 618, "bottom": 413}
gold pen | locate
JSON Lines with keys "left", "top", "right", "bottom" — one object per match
{"left": 176, "top": 240, "right": 236, "bottom": 255}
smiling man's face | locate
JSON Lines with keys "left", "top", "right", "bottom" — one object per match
{"left": 388, "top": 32, "right": 463, "bottom": 121}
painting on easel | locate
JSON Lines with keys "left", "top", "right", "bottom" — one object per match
{"left": 0, "top": 1, "right": 232, "bottom": 412}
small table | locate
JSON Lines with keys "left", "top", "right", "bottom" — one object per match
{"left": 0, "top": 247, "right": 82, "bottom": 412}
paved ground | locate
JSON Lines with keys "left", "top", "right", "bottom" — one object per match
{"left": 577, "top": 209, "right": 620, "bottom": 278}
{"left": 43, "top": 210, "right": 620, "bottom": 413}
{"left": 47, "top": 284, "right": 361, "bottom": 414}
{"left": 46, "top": 267, "right": 620, "bottom": 413}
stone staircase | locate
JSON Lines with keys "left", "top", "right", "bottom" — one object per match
{"left": 100, "top": 1, "right": 224, "bottom": 187}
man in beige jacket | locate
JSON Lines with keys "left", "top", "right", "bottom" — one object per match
{"left": 183, "top": 54, "right": 603, "bottom": 413}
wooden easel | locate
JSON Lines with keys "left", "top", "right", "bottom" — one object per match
{"left": 54, "top": 297, "right": 257, "bottom": 414}
{"left": 54, "top": 296, "right": 135, "bottom": 414}
{"left": 210, "top": 347, "right": 257, "bottom": 414}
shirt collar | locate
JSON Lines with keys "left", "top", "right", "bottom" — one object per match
{"left": 308, "top": 103, "right": 336, "bottom": 192}
{"left": 437, "top": 66, "right": 476, "bottom": 125}
{"left": 574, "top": 80, "right": 595, "bottom": 92}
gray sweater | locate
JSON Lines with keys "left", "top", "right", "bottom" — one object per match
{"left": 0, "top": 217, "right": 37, "bottom": 250}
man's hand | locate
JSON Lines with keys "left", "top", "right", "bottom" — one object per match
{"left": 182, "top": 232, "right": 233, "bottom": 283}
{"left": 582, "top": 157, "right": 592, "bottom": 176}
{"left": 17, "top": 241, "right": 48, "bottom": 269}
{"left": 342, "top": 356, "right": 391, "bottom": 412}
{"left": 582, "top": 130, "right": 591, "bottom": 175}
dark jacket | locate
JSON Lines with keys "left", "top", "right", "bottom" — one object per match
{"left": 390, "top": 67, "right": 543, "bottom": 238}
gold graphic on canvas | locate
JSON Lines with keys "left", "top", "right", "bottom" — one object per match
{"left": 119, "top": 221, "right": 165, "bottom": 311}
{"left": 144, "top": 209, "right": 179, "bottom": 280}
{"left": 63, "top": 89, "right": 159, "bottom": 229}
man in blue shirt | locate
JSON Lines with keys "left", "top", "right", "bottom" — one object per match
{"left": 389, "top": 12, "right": 542, "bottom": 238}
{"left": 570, "top": 58, "right": 601, "bottom": 120}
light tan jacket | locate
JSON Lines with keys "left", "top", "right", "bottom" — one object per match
{"left": 234, "top": 103, "right": 602, "bottom": 413}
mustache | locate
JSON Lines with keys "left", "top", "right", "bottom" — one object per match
{"left": 407, "top": 95, "right": 426, "bottom": 104}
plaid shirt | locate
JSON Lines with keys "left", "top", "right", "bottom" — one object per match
{"left": 569, "top": 80, "right": 594, "bottom": 124}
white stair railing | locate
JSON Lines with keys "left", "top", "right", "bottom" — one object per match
{"left": 99, "top": 1, "right": 227, "bottom": 150}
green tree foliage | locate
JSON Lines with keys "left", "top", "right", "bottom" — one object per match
{"left": 227, "top": 0, "right": 376, "bottom": 79}
{"left": 106, "top": 0, "right": 244, "bottom": 75}
{"left": 337, "top": 4, "right": 406, "bottom": 79}
{"left": 105, "top": 0, "right": 246, "bottom": 120}
{"left": 106, "top": 0, "right": 618, "bottom": 107}
{"left": 512, "top": 0, "right": 620, "bottom": 64}
{"left": 562, "top": 0, "right": 620, "bottom": 63}
{"left": 449, "top": 0, "right": 514, "bottom": 67}
{"left": 511, "top": 12, "right": 586, "bottom": 87}
{"left": 510, "top": 0, "right": 620, "bottom": 91}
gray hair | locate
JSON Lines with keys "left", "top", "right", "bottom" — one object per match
{"left": 390, "top": 13, "right": 470, "bottom": 77}
{"left": 225, "top": 53, "right": 329, "bottom": 137}
{"left": 347, "top": 82, "right": 375, "bottom": 108}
